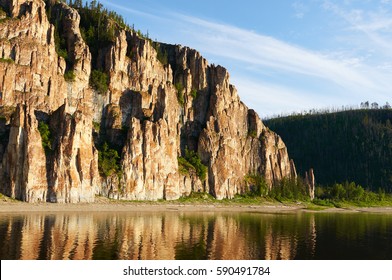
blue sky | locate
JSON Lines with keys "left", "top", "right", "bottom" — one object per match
{"left": 101, "top": 0, "right": 392, "bottom": 117}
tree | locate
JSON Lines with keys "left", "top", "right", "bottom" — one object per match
{"left": 360, "top": 101, "right": 369, "bottom": 109}
{"left": 98, "top": 142, "right": 120, "bottom": 177}
{"left": 331, "top": 184, "right": 346, "bottom": 200}
{"left": 90, "top": 70, "right": 108, "bottom": 94}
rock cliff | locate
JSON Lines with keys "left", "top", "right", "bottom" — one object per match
{"left": 0, "top": 0, "right": 296, "bottom": 202}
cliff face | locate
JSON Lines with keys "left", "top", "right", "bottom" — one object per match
{"left": 0, "top": 0, "right": 295, "bottom": 202}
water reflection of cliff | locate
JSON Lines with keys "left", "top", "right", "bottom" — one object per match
{"left": 1, "top": 212, "right": 390, "bottom": 260}
{"left": 0, "top": 212, "right": 320, "bottom": 260}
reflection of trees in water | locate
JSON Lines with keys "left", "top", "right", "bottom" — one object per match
{"left": 314, "top": 213, "right": 392, "bottom": 259}
{"left": 1, "top": 212, "right": 391, "bottom": 260}
{"left": 264, "top": 214, "right": 317, "bottom": 260}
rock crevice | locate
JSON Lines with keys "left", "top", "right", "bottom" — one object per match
{"left": 0, "top": 0, "right": 296, "bottom": 202}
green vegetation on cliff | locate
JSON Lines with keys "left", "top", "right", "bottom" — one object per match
{"left": 98, "top": 142, "right": 121, "bottom": 178}
{"left": 64, "top": 70, "right": 76, "bottom": 81}
{"left": 37, "top": 121, "right": 53, "bottom": 153}
{"left": 45, "top": 0, "right": 74, "bottom": 79}
{"left": 265, "top": 108, "right": 392, "bottom": 192}
{"left": 178, "top": 148, "right": 207, "bottom": 181}
{"left": 175, "top": 82, "right": 185, "bottom": 105}
{"left": 0, "top": 57, "right": 14, "bottom": 64}
{"left": 46, "top": 0, "right": 128, "bottom": 90}
{"left": 90, "top": 70, "right": 108, "bottom": 94}
{"left": 152, "top": 42, "right": 168, "bottom": 65}
{"left": 71, "top": 1, "right": 119, "bottom": 66}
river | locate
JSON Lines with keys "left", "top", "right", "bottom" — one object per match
{"left": 1, "top": 211, "right": 391, "bottom": 259}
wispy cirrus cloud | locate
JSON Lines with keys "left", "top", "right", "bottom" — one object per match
{"left": 322, "top": 0, "right": 392, "bottom": 58}
{"left": 102, "top": 1, "right": 392, "bottom": 116}
{"left": 100, "top": 0, "right": 162, "bottom": 21}
{"left": 176, "top": 14, "right": 380, "bottom": 90}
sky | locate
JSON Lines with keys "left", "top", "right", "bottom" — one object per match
{"left": 100, "top": 0, "right": 392, "bottom": 118}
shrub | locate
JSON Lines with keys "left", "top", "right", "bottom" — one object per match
{"left": 57, "top": 48, "right": 68, "bottom": 60}
{"left": 248, "top": 130, "right": 257, "bottom": 138}
{"left": 175, "top": 82, "right": 184, "bottom": 105}
{"left": 98, "top": 142, "right": 121, "bottom": 177}
{"left": 269, "top": 177, "right": 309, "bottom": 201}
{"left": 92, "top": 121, "right": 100, "bottom": 132}
{"left": 152, "top": 42, "right": 168, "bottom": 65}
{"left": 178, "top": 148, "right": 207, "bottom": 181}
{"left": 64, "top": 70, "right": 76, "bottom": 81}
{"left": 90, "top": 69, "right": 108, "bottom": 94}
{"left": 244, "top": 174, "right": 269, "bottom": 196}
{"left": 190, "top": 89, "right": 197, "bottom": 99}
{"left": 178, "top": 157, "right": 195, "bottom": 175}
{"left": 38, "top": 121, "right": 52, "bottom": 153}
{"left": 0, "top": 57, "right": 14, "bottom": 64}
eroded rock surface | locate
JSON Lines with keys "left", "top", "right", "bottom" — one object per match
{"left": 0, "top": 0, "right": 296, "bottom": 202}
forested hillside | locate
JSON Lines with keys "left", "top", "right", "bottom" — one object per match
{"left": 265, "top": 109, "right": 392, "bottom": 192}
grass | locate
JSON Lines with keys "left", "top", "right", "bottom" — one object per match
{"left": 304, "top": 204, "right": 330, "bottom": 211}
{"left": 176, "top": 192, "right": 216, "bottom": 204}
{"left": 311, "top": 196, "right": 392, "bottom": 209}
{"left": 0, "top": 192, "right": 18, "bottom": 202}
{"left": 175, "top": 192, "right": 284, "bottom": 206}
{"left": 95, "top": 192, "right": 277, "bottom": 206}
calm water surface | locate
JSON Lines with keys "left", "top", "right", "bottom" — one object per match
{"left": 1, "top": 211, "right": 392, "bottom": 260}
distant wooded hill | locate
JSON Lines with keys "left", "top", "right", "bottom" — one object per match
{"left": 265, "top": 109, "right": 392, "bottom": 192}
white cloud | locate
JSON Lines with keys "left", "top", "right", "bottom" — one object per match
{"left": 176, "top": 14, "right": 380, "bottom": 91}
{"left": 101, "top": 1, "right": 392, "bottom": 115}
{"left": 100, "top": 0, "right": 162, "bottom": 21}
{"left": 322, "top": 0, "right": 392, "bottom": 58}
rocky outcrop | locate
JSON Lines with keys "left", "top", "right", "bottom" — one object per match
{"left": 0, "top": 0, "right": 296, "bottom": 202}
{"left": 0, "top": 0, "right": 97, "bottom": 202}
{"left": 0, "top": 0, "right": 67, "bottom": 111}
{"left": 0, "top": 104, "right": 47, "bottom": 202}
{"left": 47, "top": 100, "right": 99, "bottom": 203}
{"left": 305, "top": 168, "right": 315, "bottom": 201}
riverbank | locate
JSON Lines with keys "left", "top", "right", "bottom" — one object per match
{"left": 1, "top": 195, "right": 392, "bottom": 213}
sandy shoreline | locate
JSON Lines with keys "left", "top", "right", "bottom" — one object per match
{"left": 1, "top": 197, "right": 392, "bottom": 214}
{"left": 0, "top": 200, "right": 305, "bottom": 213}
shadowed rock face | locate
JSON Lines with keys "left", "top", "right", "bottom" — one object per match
{"left": 0, "top": 0, "right": 295, "bottom": 202}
